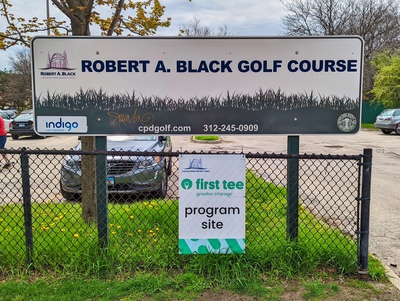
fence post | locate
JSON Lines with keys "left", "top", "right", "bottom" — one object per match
{"left": 20, "top": 147, "right": 34, "bottom": 267}
{"left": 96, "top": 137, "right": 109, "bottom": 249}
{"left": 287, "top": 136, "right": 299, "bottom": 241}
{"left": 359, "top": 148, "right": 372, "bottom": 276}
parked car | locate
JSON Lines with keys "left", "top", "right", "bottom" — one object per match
{"left": 0, "top": 109, "right": 17, "bottom": 119}
{"left": 374, "top": 108, "right": 400, "bottom": 134}
{"left": 9, "top": 112, "right": 46, "bottom": 139}
{"left": 0, "top": 111, "right": 13, "bottom": 133}
{"left": 60, "top": 135, "right": 172, "bottom": 200}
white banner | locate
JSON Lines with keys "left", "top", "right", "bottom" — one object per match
{"left": 179, "top": 154, "right": 246, "bottom": 254}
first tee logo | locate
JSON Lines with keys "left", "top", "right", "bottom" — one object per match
{"left": 181, "top": 179, "right": 193, "bottom": 190}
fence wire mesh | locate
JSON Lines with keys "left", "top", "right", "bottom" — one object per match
{"left": 0, "top": 148, "right": 364, "bottom": 272}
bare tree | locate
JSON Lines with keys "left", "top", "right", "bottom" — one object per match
{"left": 179, "top": 17, "right": 233, "bottom": 36}
{"left": 9, "top": 48, "right": 31, "bottom": 75}
{"left": 7, "top": 49, "right": 31, "bottom": 110}
{"left": 0, "top": 49, "right": 31, "bottom": 110}
{"left": 281, "top": 0, "right": 400, "bottom": 94}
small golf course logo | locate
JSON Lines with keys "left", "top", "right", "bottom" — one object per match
{"left": 337, "top": 113, "right": 357, "bottom": 132}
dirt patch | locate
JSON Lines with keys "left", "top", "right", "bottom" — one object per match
{"left": 188, "top": 279, "right": 400, "bottom": 301}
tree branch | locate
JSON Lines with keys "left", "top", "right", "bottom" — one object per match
{"left": 51, "top": 0, "right": 73, "bottom": 19}
{"left": 107, "top": 0, "right": 125, "bottom": 36}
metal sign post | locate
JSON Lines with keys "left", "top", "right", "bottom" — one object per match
{"left": 287, "top": 136, "right": 299, "bottom": 241}
{"left": 96, "top": 136, "right": 108, "bottom": 248}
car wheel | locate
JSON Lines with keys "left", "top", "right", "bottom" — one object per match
{"left": 395, "top": 124, "right": 400, "bottom": 135}
{"left": 59, "top": 181, "right": 81, "bottom": 201}
{"left": 166, "top": 157, "right": 172, "bottom": 176}
{"left": 381, "top": 129, "right": 392, "bottom": 134}
{"left": 11, "top": 134, "right": 19, "bottom": 140}
{"left": 156, "top": 168, "right": 168, "bottom": 199}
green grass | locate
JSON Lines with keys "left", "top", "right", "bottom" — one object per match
{"left": 0, "top": 269, "right": 395, "bottom": 301}
{"left": 1, "top": 172, "right": 357, "bottom": 276}
{"left": 0, "top": 172, "right": 392, "bottom": 300}
{"left": 193, "top": 135, "right": 220, "bottom": 141}
{"left": 361, "top": 123, "right": 377, "bottom": 129}
{"left": 301, "top": 280, "right": 340, "bottom": 300}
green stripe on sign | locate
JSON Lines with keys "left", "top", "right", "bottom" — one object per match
{"left": 178, "top": 239, "right": 245, "bottom": 254}
{"left": 178, "top": 239, "right": 193, "bottom": 254}
{"left": 225, "top": 238, "right": 245, "bottom": 254}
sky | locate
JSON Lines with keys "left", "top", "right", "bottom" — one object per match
{"left": 0, "top": 0, "right": 287, "bottom": 71}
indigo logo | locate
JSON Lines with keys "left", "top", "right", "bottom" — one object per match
{"left": 45, "top": 118, "right": 78, "bottom": 131}
{"left": 37, "top": 116, "right": 87, "bottom": 134}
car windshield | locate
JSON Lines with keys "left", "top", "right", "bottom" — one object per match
{"left": 107, "top": 136, "right": 157, "bottom": 142}
{"left": 0, "top": 112, "right": 9, "bottom": 119}
{"left": 14, "top": 114, "right": 33, "bottom": 121}
{"left": 380, "top": 109, "right": 395, "bottom": 116}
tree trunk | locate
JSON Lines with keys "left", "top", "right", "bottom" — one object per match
{"left": 69, "top": 3, "right": 96, "bottom": 225}
{"left": 71, "top": 14, "right": 91, "bottom": 36}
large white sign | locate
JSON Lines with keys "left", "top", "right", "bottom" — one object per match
{"left": 31, "top": 36, "right": 364, "bottom": 135}
{"left": 179, "top": 154, "right": 246, "bottom": 254}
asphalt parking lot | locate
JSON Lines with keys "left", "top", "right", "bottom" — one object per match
{"left": 5, "top": 129, "right": 400, "bottom": 276}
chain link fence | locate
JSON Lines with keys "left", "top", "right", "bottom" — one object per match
{"left": 0, "top": 148, "right": 371, "bottom": 274}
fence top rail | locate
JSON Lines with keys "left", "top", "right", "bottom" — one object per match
{"left": 1, "top": 147, "right": 363, "bottom": 161}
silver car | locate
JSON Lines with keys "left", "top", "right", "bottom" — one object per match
{"left": 60, "top": 135, "right": 172, "bottom": 200}
{"left": 374, "top": 109, "right": 400, "bottom": 134}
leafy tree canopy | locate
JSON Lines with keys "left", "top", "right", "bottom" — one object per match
{"left": 0, "top": 0, "right": 171, "bottom": 49}
{"left": 370, "top": 52, "right": 400, "bottom": 107}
